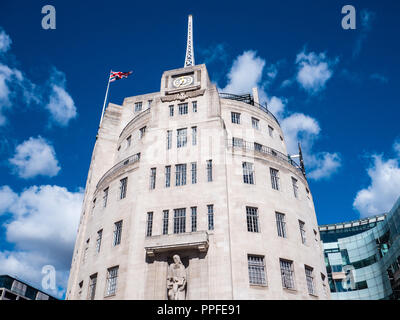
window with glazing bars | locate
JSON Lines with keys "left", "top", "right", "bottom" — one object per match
{"left": 268, "top": 125, "right": 274, "bottom": 137}
{"left": 11, "top": 280, "right": 27, "bottom": 296}
{"left": 163, "top": 210, "right": 169, "bottom": 235}
{"left": 178, "top": 103, "right": 188, "bottom": 115}
{"left": 146, "top": 212, "right": 153, "bottom": 237}
{"left": 246, "top": 207, "right": 259, "bottom": 232}
{"left": 175, "top": 164, "right": 187, "bottom": 186}
{"left": 192, "top": 126, "right": 197, "bottom": 145}
{"left": 191, "top": 207, "right": 197, "bottom": 232}
{"left": 119, "top": 177, "right": 127, "bottom": 199}
{"left": 103, "top": 187, "right": 109, "bottom": 207}
{"left": 231, "top": 112, "right": 240, "bottom": 124}
{"left": 305, "top": 266, "right": 315, "bottom": 295}
{"left": 96, "top": 229, "right": 102, "bottom": 253}
{"left": 248, "top": 255, "right": 266, "bottom": 285}
{"left": 166, "top": 130, "right": 172, "bottom": 150}
{"left": 299, "top": 221, "right": 306, "bottom": 244}
{"left": 88, "top": 273, "right": 97, "bottom": 300}
{"left": 292, "top": 177, "right": 298, "bottom": 198}
{"left": 134, "top": 102, "right": 142, "bottom": 112}
{"left": 208, "top": 204, "right": 214, "bottom": 230}
{"left": 105, "top": 266, "right": 119, "bottom": 296}
{"left": 276, "top": 212, "right": 286, "bottom": 238}
{"left": 280, "top": 259, "right": 295, "bottom": 289}
{"left": 148, "top": 99, "right": 153, "bottom": 108}
{"left": 207, "top": 160, "right": 213, "bottom": 182}
{"left": 232, "top": 137, "right": 243, "bottom": 147}
{"left": 252, "top": 117, "right": 259, "bottom": 130}
{"left": 150, "top": 168, "right": 156, "bottom": 190}
{"left": 139, "top": 126, "right": 146, "bottom": 138}
{"left": 192, "top": 101, "right": 197, "bottom": 112}
{"left": 126, "top": 135, "right": 131, "bottom": 148}
{"left": 169, "top": 105, "right": 174, "bottom": 117}
{"left": 177, "top": 128, "right": 187, "bottom": 148}
{"left": 254, "top": 142, "right": 262, "bottom": 152}
{"left": 113, "top": 220, "right": 123, "bottom": 246}
{"left": 191, "top": 162, "right": 197, "bottom": 184}
{"left": 174, "top": 208, "right": 186, "bottom": 233}
{"left": 165, "top": 165, "right": 171, "bottom": 187}
{"left": 270, "top": 168, "right": 280, "bottom": 190}
{"left": 242, "top": 162, "right": 254, "bottom": 184}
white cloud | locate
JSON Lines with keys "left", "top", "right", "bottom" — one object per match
{"left": 307, "top": 152, "right": 342, "bottom": 180}
{"left": 0, "top": 29, "right": 12, "bottom": 53}
{"left": 295, "top": 50, "right": 337, "bottom": 94}
{"left": 0, "top": 185, "right": 84, "bottom": 298}
{"left": 266, "top": 96, "right": 287, "bottom": 120}
{"left": 370, "top": 73, "right": 388, "bottom": 83}
{"left": 9, "top": 136, "right": 61, "bottom": 179}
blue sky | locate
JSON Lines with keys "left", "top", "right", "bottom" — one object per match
{"left": 0, "top": 0, "right": 399, "bottom": 297}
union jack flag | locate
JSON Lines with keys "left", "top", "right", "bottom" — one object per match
{"left": 109, "top": 70, "right": 133, "bottom": 82}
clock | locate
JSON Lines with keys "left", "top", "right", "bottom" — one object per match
{"left": 173, "top": 75, "right": 193, "bottom": 88}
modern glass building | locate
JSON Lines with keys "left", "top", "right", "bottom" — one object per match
{"left": 319, "top": 197, "right": 400, "bottom": 300}
{"left": 0, "top": 275, "right": 57, "bottom": 300}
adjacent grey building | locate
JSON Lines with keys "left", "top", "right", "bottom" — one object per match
{"left": 0, "top": 275, "right": 57, "bottom": 300}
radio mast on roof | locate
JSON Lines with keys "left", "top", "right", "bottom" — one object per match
{"left": 184, "top": 15, "right": 195, "bottom": 67}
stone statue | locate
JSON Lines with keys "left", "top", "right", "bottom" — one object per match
{"left": 167, "top": 254, "right": 187, "bottom": 300}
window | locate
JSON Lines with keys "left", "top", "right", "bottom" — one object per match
{"left": 207, "top": 160, "right": 213, "bottom": 182}
{"left": 83, "top": 238, "right": 90, "bottom": 263}
{"left": 177, "top": 128, "right": 187, "bottom": 148}
{"left": 92, "top": 198, "right": 96, "bottom": 213}
{"left": 96, "top": 229, "right": 103, "bottom": 253}
{"left": 208, "top": 204, "right": 214, "bottom": 231}
{"left": 252, "top": 117, "right": 259, "bottom": 130}
{"left": 299, "top": 221, "right": 306, "bottom": 244}
{"left": 246, "top": 207, "right": 259, "bottom": 232}
{"left": 165, "top": 165, "right": 171, "bottom": 188}
{"left": 313, "top": 229, "right": 319, "bottom": 242}
{"left": 163, "top": 210, "right": 169, "bottom": 235}
{"left": 174, "top": 208, "right": 186, "bottom": 234}
{"left": 191, "top": 162, "right": 197, "bottom": 184}
{"left": 270, "top": 168, "right": 280, "bottom": 190}
{"left": 103, "top": 187, "right": 109, "bottom": 208}
{"left": 248, "top": 255, "right": 267, "bottom": 285}
{"left": 231, "top": 112, "right": 241, "bottom": 124}
{"left": 105, "top": 266, "right": 119, "bottom": 296}
{"left": 146, "top": 212, "right": 153, "bottom": 237}
{"left": 268, "top": 125, "right": 274, "bottom": 137}
{"left": 242, "top": 162, "right": 254, "bottom": 184}
{"left": 88, "top": 273, "right": 97, "bottom": 300}
{"left": 192, "top": 126, "right": 197, "bottom": 146}
{"left": 126, "top": 135, "right": 131, "bottom": 148}
{"left": 113, "top": 220, "right": 123, "bottom": 246}
{"left": 35, "top": 291, "right": 49, "bottom": 300}
{"left": 178, "top": 103, "right": 188, "bottom": 115}
{"left": 150, "top": 168, "right": 156, "bottom": 190}
{"left": 254, "top": 142, "right": 262, "bottom": 152}
{"left": 305, "top": 266, "right": 315, "bottom": 295}
{"left": 175, "top": 164, "right": 187, "bottom": 186}
{"left": 134, "top": 102, "right": 142, "bottom": 112}
{"left": 148, "top": 99, "right": 153, "bottom": 108}
{"left": 232, "top": 137, "right": 243, "bottom": 147}
{"left": 276, "top": 212, "right": 286, "bottom": 238}
{"left": 169, "top": 105, "right": 174, "bottom": 117}
{"left": 139, "top": 126, "right": 146, "bottom": 139}
{"left": 166, "top": 130, "right": 172, "bottom": 150}
{"left": 11, "top": 280, "right": 27, "bottom": 296}
{"left": 191, "top": 207, "right": 197, "bottom": 232}
{"left": 119, "top": 177, "right": 127, "bottom": 199}
{"left": 292, "top": 177, "right": 298, "bottom": 198}
{"left": 280, "top": 259, "right": 295, "bottom": 289}
{"left": 192, "top": 101, "right": 197, "bottom": 113}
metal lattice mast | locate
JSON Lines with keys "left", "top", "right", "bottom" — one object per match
{"left": 184, "top": 15, "right": 195, "bottom": 67}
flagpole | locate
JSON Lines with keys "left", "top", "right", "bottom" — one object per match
{"left": 99, "top": 70, "right": 111, "bottom": 128}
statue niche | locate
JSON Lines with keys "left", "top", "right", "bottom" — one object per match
{"left": 166, "top": 254, "right": 187, "bottom": 300}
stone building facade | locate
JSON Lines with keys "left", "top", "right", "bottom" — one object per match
{"left": 66, "top": 63, "right": 330, "bottom": 300}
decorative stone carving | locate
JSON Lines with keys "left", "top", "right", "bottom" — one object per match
{"left": 166, "top": 254, "right": 187, "bottom": 300}
{"left": 161, "top": 89, "right": 205, "bottom": 103}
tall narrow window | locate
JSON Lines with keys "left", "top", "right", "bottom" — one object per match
{"left": 231, "top": 112, "right": 241, "bottom": 124}
{"left": 305, "top": 266, "right": 315, "bottom": 295}
{"left": 126, "top": 135, "right": 131, "bottom": 148}
{"left": 163, "top": 210, "right": 169, "bottom": 235}
{"left": 134, "top": 102, "right": 142, "bottom": 112}
{"left": 119, "top": 177, "right": 127, "bottom": 199}
{"left": 88, "top": 273, "right": 97, "bottom": 300}
{"left": 292, "top": 177, "right": 298, "bottom": 198}
{"left": 254, "top": 142, "right": 262, "bottom": 152}
{"left": 192, "top": 101, "right": 197, "bottom": 113}
{"left": 246, "top": 206, "right": 259, "bottom": 232}
{"left": 165, "top": 165, "right": 171, "bottom": 188}
{"left": 191, "top": 162, "right": 197, "bottom": 184}
{"left": 268, "top": 125, "right": 274, "bottom": 138}
{"left": 166, "top": 130, "right": 172, "bottom": 150}
{"left": 207, "top": 204, "right": 214, "bottom": 231}
{"left": 242, "top": 162, "right": 254, "bottom": 184}
{"left": 113, "top": 220, "right": 123, "bottom": 246}
{"left": 276, "top": 212, "right": 287, "bottom": 238}
{"left": 103, "top": 187, "right": 109, "bottom": 208}
{"left": 252, "top": 117, "right": 259, "bottom": 130}
{"left": 207, "top": 160, "right": 213, "bottom": 182}
{"left": 92, "top": 198, "right": 96, "bottom": 214}
{"left": 105, "top": 266, "right": 119, "bottom": 296}
{"left": 232, "top": 137, "right": 243, "bottom": 147}
{"left": 175, "top": 164, "right": 187, "bottom": 186}
{"left": 174, "top": 208, "right": 186, "bottom": 234}
{"left": 192, "top": 126, "right": 197, "bottom": 146}
{"left": 83, "top": 239, "right": 90, "bottom": 263}
{"left": 146, "top": 212, "right": 153, "bottom": 237}
{"left": 280, "top": 259, "right": 295, "bottom": 289}
{"left": 299, "top": 220, "right": 306, "bottom": 244}
{"left": 96, "top": 229, "right": 103, "bottom": 253}
{"left": 169, "top": 105, "right": 174, "bottom": 117}
{"left": 177, "top": 128, "right": 187, "bottom": 148}
{"left": 191, "top": 207, "right": 197, "bottom": 232}
{"left": 270, "top": 168, "right": 280, "bottom": 190}
{"left": 248, "top": 255, "right": 267, "bottom": 285}
{"left": 139, "top": 126, "right": 146, "bottom": 139}
{"left": 178, "top": 103, "right": 188, "bottom": 115}
{"left": 150, "top": 168, "right": 156, "bottom": 190}
{"left": 148, "top": 99, "right": 153, "bottom": 108}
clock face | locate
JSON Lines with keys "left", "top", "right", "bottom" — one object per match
{"left": 173, "top": 75, "right": 193, "bottom": 88}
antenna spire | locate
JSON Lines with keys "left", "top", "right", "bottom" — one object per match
{"left": 184, "top": 15, "right": 195, "bottom": 67}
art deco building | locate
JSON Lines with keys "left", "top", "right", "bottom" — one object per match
{"left": 66, "top": 16, "right": 330, "bottom": 300}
